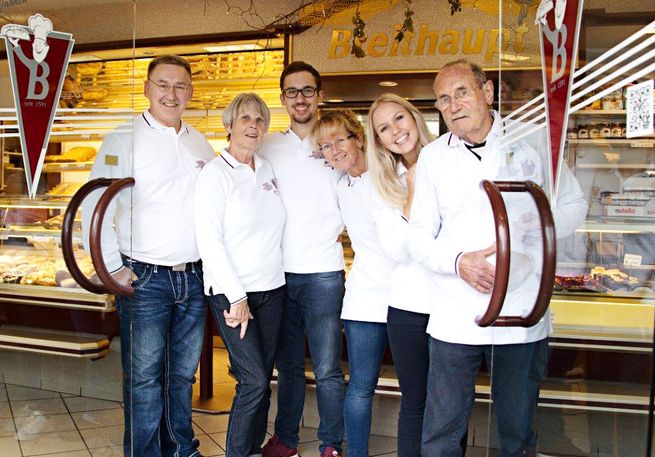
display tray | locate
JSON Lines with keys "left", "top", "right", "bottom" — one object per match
{"left": 554, "top": 273, "right": 655, "bottom": 296}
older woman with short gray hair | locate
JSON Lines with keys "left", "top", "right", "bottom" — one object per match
{"left": 195, "top": 92, "right": 286, "bottom": 457}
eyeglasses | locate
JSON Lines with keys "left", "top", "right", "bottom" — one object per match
{"left": 434, "top": 87, "right": 477, "bottom": 110}
{"left": 148, "top": 79, "right": 191, "bottom": 92}
{"left": 282, "top": 86, "right": 317, "bottom": 98}
{"left": 319, "top": 134, "right": 355, "bottom": 154}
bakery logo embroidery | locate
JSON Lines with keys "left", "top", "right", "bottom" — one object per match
{"left": 195, "top": 159, "right": 207, "bottom": 170}
{"left": 1, "top": 14, "right": 74, "bottom": 197}
{"left": 262, "top": 178, "right": 279, "bottom": 194}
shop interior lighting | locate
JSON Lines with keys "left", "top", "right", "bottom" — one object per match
{"left": 500, "top": 53, "right": 530, "bottom": 62}
{"left": 204, "top": 43, "right": 264, "bottom": 53}
{"left": 379, "top": 81, "right": 398, "bottom": 87}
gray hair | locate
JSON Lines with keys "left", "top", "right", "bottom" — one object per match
{"left": 223, "top": 93, "right": 271, "bottom": 133}
{"left": 441, "top": 59, "right": 487, "bottom": 88}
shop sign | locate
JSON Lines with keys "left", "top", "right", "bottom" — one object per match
{"left": 537, "top": 0, "right": 583, "bottom": 199}
{"left": 0, "top": 14, "right": 74, "bottom": 198}
{"left": 292, "top": 0, "right": 542, "bottom": 74}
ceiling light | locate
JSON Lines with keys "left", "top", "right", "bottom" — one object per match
{"left": 379, "top": 81, "right": 398, "bottom": 87}
{"left": 500, "top": 53, "right": 530, "bottom": 62}
{"left": 327, "top": 99, "right": 344, "bottom": 103}
{"left": 69, "top": 54, "right": 101, "bottom": 62}
{"left": 204, "top": 44, "right": 264, "bottom": 53}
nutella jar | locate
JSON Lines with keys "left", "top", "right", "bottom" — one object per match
{"left": 611, "top": 123, "right": 623, "bottom": 138}
{"left": 567, "top": 128, "right": 578, "bottom": 139}
{"left": 600, "top": 123, "right": 611, "bottom": 138}
{"left": 589, "top": 124, "right": 601, "bottom": 139}
{"left": 577, "top": 124, "right": 589, "bottom": 138}
{"left": 621, "top": 125, "right": 628, "bottom": 137}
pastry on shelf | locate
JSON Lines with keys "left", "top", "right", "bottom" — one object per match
{"left": 45, "top": 146, "right": 97, "bottom": 163}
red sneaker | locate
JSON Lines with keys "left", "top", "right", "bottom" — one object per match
{"left": 320, "top": 447, "right": 341, "bottom": 457}
{"left": 262, "top": 434, "right": 299, "bottom": 457}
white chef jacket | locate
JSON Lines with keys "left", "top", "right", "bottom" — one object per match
{"left": 409, "top": 111, "right": 587, "bottom": 345}
{"left": 82, "top": 110, "right": 216, "bottom": 273}
{"left": 261, "top": 128, "right": 345, "bottom": 273}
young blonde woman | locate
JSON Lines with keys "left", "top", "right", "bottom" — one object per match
{"left": 366, "top": 93, "right": 459, "bottom": 456}
{"left": 311, "top": 110, "right": 396, "bottom": 457}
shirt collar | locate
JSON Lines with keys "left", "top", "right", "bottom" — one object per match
{"left": 142, "top": 110, "right": 189, "bottom": 135}
{"left": 396, "top": 161, "right": 408, "bottom": 178}
{"left": 446, "top": 110, "right": 501, "bottom": 148}
{"left": 220, "top": 147, "right": 263, "bottom": 171}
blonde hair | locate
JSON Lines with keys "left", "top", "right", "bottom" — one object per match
{"left": 366, "top": 94, "right": 435, "bottom": 207}
{"left": 310, "top": 109, "right": 366, "bottom": 152}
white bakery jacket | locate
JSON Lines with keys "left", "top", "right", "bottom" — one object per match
{"left": 339, "top": 172, "right": 395, "bottom": 323}
{"left": 368, "top": 163, "right": 434, "bottom": 315}
{"left": 82, "top": 110, "right": 216, "bottom": 273}
{"left": 409, "top": 111, "right": 587, "bottom": 345}
{"left": 261, "top": 128, "right": 345, "bottom": 273}
{"left": 194, "top": 149, "right": 286, "bottom": 303}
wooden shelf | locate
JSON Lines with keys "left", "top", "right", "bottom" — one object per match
{"left": 573, "top": 109, "right": 626, "bottom": 115}
{"left": 576, "top": 163, "right": 655, "bottom": 169}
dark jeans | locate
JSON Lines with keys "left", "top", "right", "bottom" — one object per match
{"left": 386, "top": 307, "right": 430, "bottom": 457}
{"left": 117, "top": 259, "right": 206, "bottom": 457}
{"left": 273, "top": 271, "right": 345, "bottom": 454}
{"left": 209, "top": 286, "right": 285, "bottom": 457}
{"left": 422, "top": 337, "right": 549, "bottom": 457}
{"left": 343, "top": 320, "right": 388, "bottom": 457}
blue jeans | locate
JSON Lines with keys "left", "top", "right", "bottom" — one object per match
{"left": 273, "top": 271, "right": 345, "bottom": 454}
{"left": 386, "top": 307, "right": 430, "bottom": 457}
{"left": 422, "top": 337, "right": 549, "bottom": 457}
{"left": 117, "top": 259, "right": 206, "bottom": 457}
{"left": 343, "top": 320, "right": 388, "bottom": 457}
{"left": 209, "top": 286, "right": 285, "bottom": 457}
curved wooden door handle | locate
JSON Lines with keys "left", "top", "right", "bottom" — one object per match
{"left": 89, "top": 177, "right": 136, "bottom": 297}
{"left": 61, "top": 178, "right": 113, "bottom": 294}
{"left": 475, "top": 180, "right": 511, "bottom": 327}
{"left": 477, "top": 180, "right": 557, "bottom": 327}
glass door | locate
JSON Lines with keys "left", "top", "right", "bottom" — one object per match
{"left": 482, "top": 2, "right": 655, "bottom": 455}
{"left": 0, "top": 1, "right": 136, "bottom": 455}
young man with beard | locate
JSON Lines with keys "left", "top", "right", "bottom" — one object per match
{"left": 260, "top": 61, "right": 345, "bottom": 457}
{"left": 83, "top": 55, "right": 215, "bottom": 457}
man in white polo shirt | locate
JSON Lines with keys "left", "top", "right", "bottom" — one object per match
{"left": 83, "top": 55, "right": 215, "bottom": 457}
{"left": 261, "top": 61, "right": 345, "bottom": 457}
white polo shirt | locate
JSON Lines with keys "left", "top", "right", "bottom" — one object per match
{"left": 409, "top": 111, "right": 586, "bottom": 345}
{"left": 194, "top": 149, "right": 286, "bottom": 303}
{"left": 261, "top": 128, "right": 345, "bottom": 273}
{"left": 339, "top": 172, "right": 395, "bottom": 323}
{"left": 82, "top": 110, "right": 216, "bottom": 273}
{"left": 368, "top": 164, "right": 434, "bottom": 315}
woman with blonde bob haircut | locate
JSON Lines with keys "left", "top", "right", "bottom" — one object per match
{"left": 366, "top": 93, "right": 464, "bottom": 457}
{"left": 311, "top": 110, "right": 396, "bottom": 457}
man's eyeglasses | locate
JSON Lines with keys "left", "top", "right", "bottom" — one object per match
{"left": 319, "top": 134, "right": 355, "bottom": 154}
{"left": 148, "top": 79, "right": 191, "bottom": 92}
{"left": 282, "top": 86, "right": 317, "bottom": 99}
{"left": 434, "top": 87, "right": 476, "bottom": 110}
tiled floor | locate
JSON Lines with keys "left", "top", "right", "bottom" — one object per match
{"left": 0, "top": 381, "right": 399, "bottom": 457}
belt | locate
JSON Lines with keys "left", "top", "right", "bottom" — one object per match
{"left": 121, "top": 255, "right": 201, "bottom": 272}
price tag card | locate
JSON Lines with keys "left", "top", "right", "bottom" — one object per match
{"left": 624, "top": 253, "right": 643, "bottom": 267}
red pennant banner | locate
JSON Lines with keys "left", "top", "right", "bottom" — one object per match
{"left": 1, "top": 14, "right": 74, "bottom": 198}
{"left": 537, "top": 0, "right": 584, "bottom": 198}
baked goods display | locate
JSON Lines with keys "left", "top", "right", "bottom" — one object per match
{"left": 0, "top": 251, "right": 94, "bottom": 288}
{"left": 555, "top": 266, "right": 651, "bottom": 294}
{"left": 48, "top": 182, "right": 83, "bottom": 197}
{"left": 45, "top": 146, "right": 96, "bottom": 163}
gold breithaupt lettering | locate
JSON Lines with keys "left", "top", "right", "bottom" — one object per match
{"left": 328, "top": 30, "right": 351, "bottom": 59}
{"left": 327, "top": 24, "right": 526, "bottom": 62}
